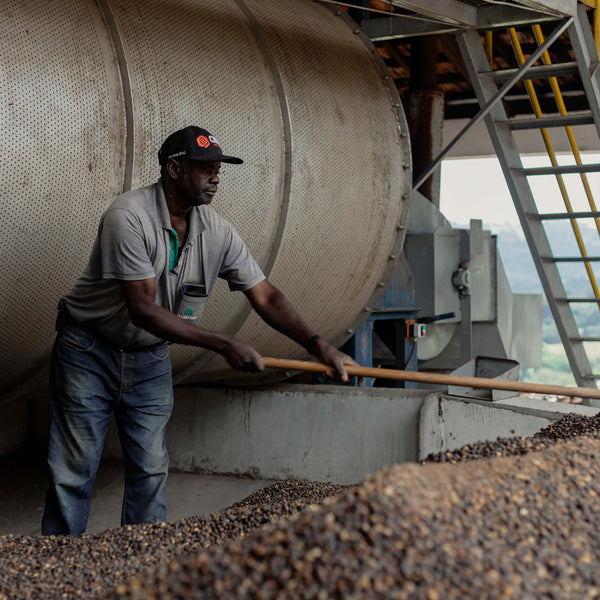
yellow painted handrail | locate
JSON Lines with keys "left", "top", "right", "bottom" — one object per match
{"left": 578, "top": 0, "right": 600, "bottom": 55}
{"left": 509, "top": 25, "right": 600, "bottom": 310}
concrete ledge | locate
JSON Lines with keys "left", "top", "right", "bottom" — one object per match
{"left": 167, "top": 384, "right": 430, "bottom": 485}
{"left": 419, "top": 394, "right": 600, "bottom": 460}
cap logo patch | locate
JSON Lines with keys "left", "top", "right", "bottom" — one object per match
{"left": 196, "top": 135, "right": 210, "bottom": 148}
{"left": 208, "top": 135, "right": 221, "bottom": 147}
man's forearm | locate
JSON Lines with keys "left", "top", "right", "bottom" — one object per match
{"left": 248, "top": 287, "right": 317, "bottom": 349}
{"left": 128, "top": 299, "right": 231, "bottom": 353}
{"left": 119, "top": 278, "right": 264, "bottom": 372}
{"left": 245, "top": 280, "right": 354, "bottom": 380}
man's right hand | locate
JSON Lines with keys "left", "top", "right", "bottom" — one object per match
{"left": 221, "top": 337, "right": 265, "bottom": 372}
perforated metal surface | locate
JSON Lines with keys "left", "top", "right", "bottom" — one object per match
{"left": 0, "top": 0, "right": 125, "bottom": 394}
{"left": 104, "top": 0, "right": 287, "bottom": 376}
{"left": 0, "top": 0, "right": 410, "bottom": 395}
{"left": 182, "top": 0, "right": 411, "bottom": 382}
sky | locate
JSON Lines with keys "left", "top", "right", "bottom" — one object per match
{"left": 440, "top": 157, "right": 519, "bottom": 228}
{"left": 438, "top": 151, "right": 600, "bottom": 312}
{"left": 439, "top": 153, "right": 600, "bottom": 229}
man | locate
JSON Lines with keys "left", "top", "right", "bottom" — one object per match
{"left": 42, "top": 125, "right": 354, "bottom": 536}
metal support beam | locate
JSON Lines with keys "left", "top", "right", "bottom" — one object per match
{"left": 487, "top": 62, "right": 579, "bottom": 81}
{"left": 568, "top": 5, "right": 600, "bottom": 137}
{"left": 350, "top": 320, "right": 374, "bottom": 387}
{"left": 455, "top": 23, "right": 596, "bottom": 388}
{"left": 476, "top": 4, "right": 574, "bottom": 28}
{"left": 390, "top": 0, "right": 477, "bottom": 26}
{"left": 544, "top": 256, "right": 600, "bottom": 262}
{"left": 457, "top": 229, "right": 472, "bottom": 366}
{"left": 521, "top": 163, "right": 600, "bottom": 176}
{"left": 361, "top": 17, "right": 455, "bottom": 40}
{"left": 506, "top": 0, "right": 576, "bottom": 17}
{"left": 363, "top": 7, "right": 568, "bottom": 41}
{"left": 534, "top": 211, "right": 600, "bottom": 220}
{"left": 508, "top": 113, "right": 595, "bottom": 129}
{"left": 408, "top": 36, "right": 443, "bottom": 205}
{"left": 412, "top": 16, "right": 573, "bottom": 191}
{"left": 362, "top": 0, "right": 575, "bottom": 41}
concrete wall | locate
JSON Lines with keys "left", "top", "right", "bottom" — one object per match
{"left": 102, "top": 384, "right": 600, "bottom": 485}
{"left": 0, "top": 367, "right": 48, "bottom": 456}
{"left": 105, "top": 384, "right": 429, "bottom": 485}
{"left": 0, "top": 395, "right": 30, "bottom": 456}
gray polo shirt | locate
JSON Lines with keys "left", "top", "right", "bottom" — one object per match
{"left": 64, "top": 179, "right": 265, "bottom": 348}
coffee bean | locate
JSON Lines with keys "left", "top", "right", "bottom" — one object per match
{"left": 3, "top": 413, "right": 600, "bottom": 599}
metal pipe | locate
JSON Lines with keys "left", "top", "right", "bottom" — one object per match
{"left": 260, "top": 357, "right": 600, "bottom": 399}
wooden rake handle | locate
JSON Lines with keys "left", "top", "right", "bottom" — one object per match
{"left": 259, "top": 357, "right": 600, "bottom": 400}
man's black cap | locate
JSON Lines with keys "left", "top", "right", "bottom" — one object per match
{"left": 158, "top": 126, "right": 243, "bottom": 166}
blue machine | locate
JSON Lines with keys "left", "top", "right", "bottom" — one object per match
{"left": 343, "top": 257, "right": 420, "bottom": 388}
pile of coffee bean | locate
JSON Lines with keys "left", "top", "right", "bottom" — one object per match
{"left": 107, "top": 436, "right": 600, "bottom": 599}
{"left": 0, "top": 480, "right": 346, "bottom": 600}
{"left": 534, "top": 411, "right": 600, "bottom": 442}
{"left": 230, "top": 479, "right": 350, "bottom": 509}
{"left": 422, "top": 435, "right": 552, "bottom": 464}
{"left": 3, "top": 410, "right": 600, "bottom": 600}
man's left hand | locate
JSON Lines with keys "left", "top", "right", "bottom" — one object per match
{"left": 310, "top": 337, "right": 357, "bottom": 382}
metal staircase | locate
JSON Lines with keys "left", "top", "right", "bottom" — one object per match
{"left": 454, "top": 5, "right": 600, "bottom": 390}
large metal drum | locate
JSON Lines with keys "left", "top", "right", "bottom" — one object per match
{"left": 0, "top": 0, "right": 410, "bottom": 398}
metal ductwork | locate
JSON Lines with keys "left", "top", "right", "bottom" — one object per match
{"left": 0, "top": 0, "right": 411, "bottom": 401}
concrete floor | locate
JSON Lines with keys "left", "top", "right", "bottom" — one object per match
{"left": 0, "top": 450, "right": 273, "bottom": 536}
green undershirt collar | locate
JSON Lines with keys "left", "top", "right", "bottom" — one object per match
{"left": 168, "top": 229, "right": 179, "bottom": 270}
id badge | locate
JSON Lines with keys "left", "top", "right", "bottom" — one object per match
{"left": 176, "top": 283, "right": 208, "bottom": 323}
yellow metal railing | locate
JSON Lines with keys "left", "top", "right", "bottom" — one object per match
{"left": 506, "top": 18, "right": 600, "bottom": 310}
{"left": 531, "top": 23, "right": 600, "bottom": 236}
{"left": 579, "top": 0, "right": 600, "bottom": 53}
{"left": 485, "top": 3, "right": 599, "bottom": 58}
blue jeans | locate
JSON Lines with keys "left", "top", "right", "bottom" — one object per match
{"left": 42, "top": 319, "right": 173, "bottom": 536}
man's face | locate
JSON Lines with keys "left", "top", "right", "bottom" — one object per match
{"left": 177, "top": 160, "right": 221, "bottom": 206}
